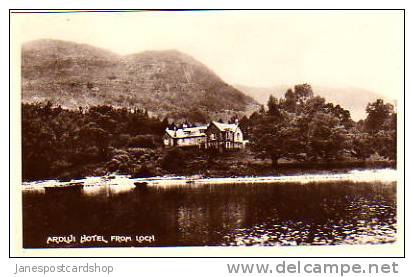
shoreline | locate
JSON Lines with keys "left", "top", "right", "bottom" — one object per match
{"left": 22, "top": 168, "right": 397, "bottom": 191}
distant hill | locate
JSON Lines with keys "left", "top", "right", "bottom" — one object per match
{"left": 22, "top": 39, "right": 258, "bottom": 122}
{"left": 234, "top": 84, "right": 394, "bottom": 120}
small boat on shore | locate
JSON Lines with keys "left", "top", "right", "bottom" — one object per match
{"left": 134, "top": 181, "right": 148, "bottom": 188}
{"left": 44, "top": 182, "right": 84, "bottom": 193}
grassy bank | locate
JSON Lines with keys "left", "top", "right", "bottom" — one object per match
{"left": 34, "top": 147, "right": 396, "bottom": 182}
{"left": 159, "top": 148, "right": 396, "bottom": 177}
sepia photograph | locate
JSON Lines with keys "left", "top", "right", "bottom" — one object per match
{"left": 10, "top": 9, "right": 404, "bottom": 256}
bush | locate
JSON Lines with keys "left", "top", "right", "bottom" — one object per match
{"left": 131, "top": 164, "right": 155, "bottom": 178}
{"left": 161, "top": 147, "right": 186, "bottom": 172}
{"left": 116, "top": 134, "right": 131, "bottom": 147}
{"left": 128, "top": 135, "right": 157, "bottom": 148}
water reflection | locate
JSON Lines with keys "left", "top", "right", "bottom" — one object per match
{"left": 22, "top": 181, "right": 396, "bottom": 248}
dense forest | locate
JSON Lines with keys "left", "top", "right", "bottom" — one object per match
{"left": 22, "top": 103, "right": 168, "bottom": 180}
{"left": 21, "top": 84, "right": 397, "bottom": 181}
{"left": 239, "top": 84, "right": 396, "bottom": 166}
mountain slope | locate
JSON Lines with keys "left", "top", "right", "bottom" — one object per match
{"left": 235, "top": 84, "right": 393, "bottom": 120}
{"left": 21, "top": 39, "right": 257, "bottom": 121}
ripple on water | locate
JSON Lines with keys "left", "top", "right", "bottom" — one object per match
{"left": 221, "top": 199, "right": 396, "bottom": 247}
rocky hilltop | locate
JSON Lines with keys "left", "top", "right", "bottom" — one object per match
{"left": 22, "top": 39, "right": 257, "bottom": 122}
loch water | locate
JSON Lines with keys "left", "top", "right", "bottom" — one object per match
{"left": 22, "top": 180, "right": 397, "bottom": 248}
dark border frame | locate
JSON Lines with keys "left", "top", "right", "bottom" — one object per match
{"left": 9, "top": 8, "right": 406, "bottom": 259}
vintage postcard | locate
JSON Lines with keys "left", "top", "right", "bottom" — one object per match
{"left": 10, "top": 9, "right": 404, "bottom": 257}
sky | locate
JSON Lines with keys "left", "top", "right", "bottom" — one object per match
{"left": 13, "top": 10, "right": 403, "bottom": 100}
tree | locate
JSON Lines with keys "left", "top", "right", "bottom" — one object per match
{"left": 258, "top": 105, "right": 266, "bottom": 114}
{"left": 249, "top": 83, "right": 356, "bottom": 165}
{"left": 267, "top": 95, "right": 281, "bottom": 117}
{"left": 365, "top": 99, "right": 394, "bottom": 134}
{"left": 282, "top": 88, "right": 297, "bottom": 113}
{"left": 250, "top": 112, "right": 304, "bottom": 166}
{"left": 350, "top": 131, "right": 374, "bottom": 160}
{"left": 161, "top": 117, "right": 169, "bottom": 130}
{"left": 307, "top": 112, "right": 348, "bottom": 161}
{"left": 373, "top": 111, "right": 397, "bottom": 160}
{"left": 239, "top": 115, "right": 250, "bottom": 139}
{"left": 78, "top": 123, "right": 111, "bottom": 160}
{"left": 362, "top": 99, "right": 396, "bottom": 160}
{"left": 302, "top": 95, "right": 326, "bottom": 116}
{"left": 21, "top": 102, "right": 167, "bottom": 180}
{"left": 332, "top": 104, "right": 353, "bottom": 129}
{"left": 294, "top": 84, "right": 314, "bottom": 105}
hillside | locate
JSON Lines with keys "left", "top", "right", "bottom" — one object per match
{"left": 21, "top": 39, "right": 257, "bottom": 122}
{"left": 234, "top": 84, "right": 394, "bottom": 120}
